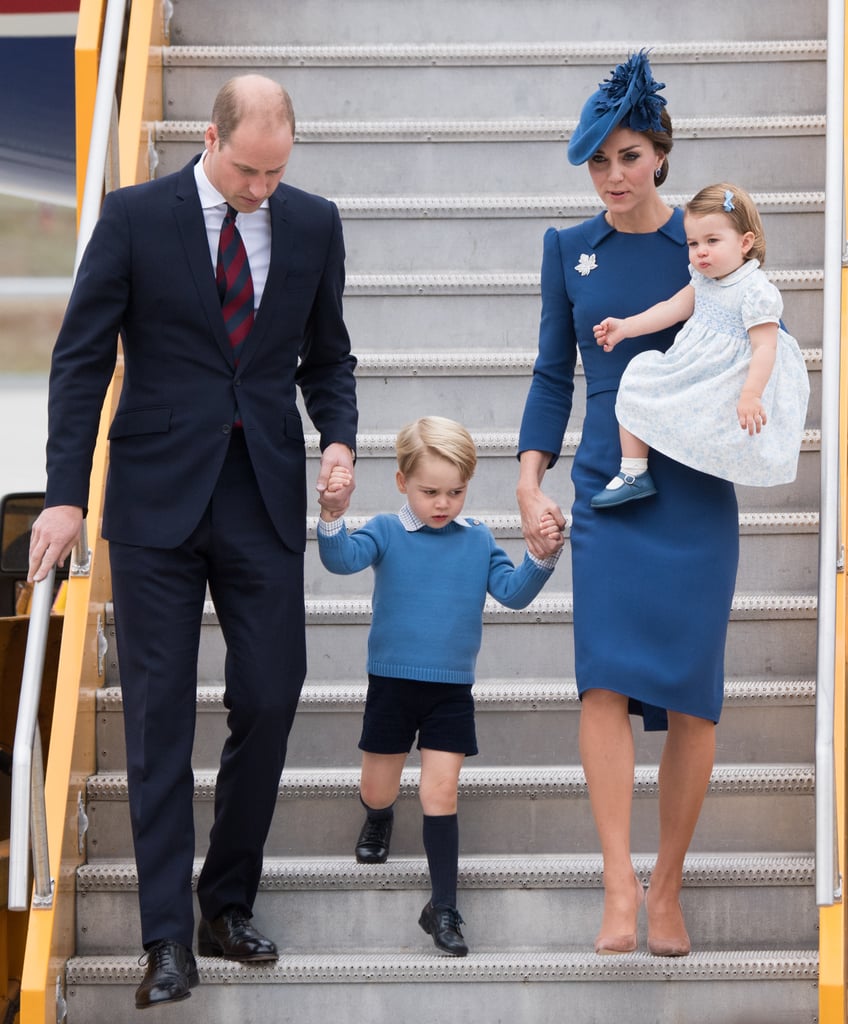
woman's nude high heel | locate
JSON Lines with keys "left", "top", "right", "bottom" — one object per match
{"left": 645, "top": 890, "right": 691, "bottom": 957}
{"left": 594, "top": 874, "right": 645, "bottom": 955}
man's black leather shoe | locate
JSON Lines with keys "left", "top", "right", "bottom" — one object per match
{"left": 135, "top": 939, "right": 199, "bottom": 1009}
{"left": 418, "top": 900, "right": 469, "bottom": 956}
{"left": 197, "top": 906, "right": 278, "bottom": 962}
{"left": 355, "top": 814, "right": 393, "bottom": 863}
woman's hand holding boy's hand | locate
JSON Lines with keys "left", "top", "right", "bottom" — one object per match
{"left": 539, "top": 512, "right": 565, "bottom": 555}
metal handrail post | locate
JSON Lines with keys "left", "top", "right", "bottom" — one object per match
{"left": 816, "top": 0, "right": 846, "bottom": 907}
{"left": 75, "top": 0, "right": 129, "bottom": 269}
{"left": 71, "top": 520, "right": 91, "bottom": 577}
{"left": 8, "top": 572, "right": 56, "bottom": 911}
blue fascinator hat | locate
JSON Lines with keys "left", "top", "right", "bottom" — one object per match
{"left": 568, "top": 50, "right": 668, "bottom": 166}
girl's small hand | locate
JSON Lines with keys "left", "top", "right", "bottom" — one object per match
{"left": 737, "top": 392, "right": 767, "bottom": 435}
{"left": 593, "top": 317, "right": 626, "bottom": 352}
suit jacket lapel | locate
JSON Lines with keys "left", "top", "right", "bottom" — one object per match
{"left": 173, "top": 158, "right": 235, "bottom": 367}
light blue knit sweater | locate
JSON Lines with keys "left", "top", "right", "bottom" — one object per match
{"left": 317, "top": 511, "right": 556, "bottom": 684}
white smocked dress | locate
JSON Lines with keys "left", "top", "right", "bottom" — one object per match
{"left": 615, "top": 259, "right": 809, "bottom": 486}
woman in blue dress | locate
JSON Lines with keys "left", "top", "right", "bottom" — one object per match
{"left": 516, "top": 52, "right": 739, "bottom": 958}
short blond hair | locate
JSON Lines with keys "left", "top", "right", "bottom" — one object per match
{"left": 396, "top": 417, "right": 477, "bottom": 481}
{"left": 686, "top": 182, "right": 766, "bottom": 264}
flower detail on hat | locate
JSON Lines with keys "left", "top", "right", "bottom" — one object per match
{"left": 575, "top": 253, "right": 597, "bottom": 277}
{"left": 594, "top": 50, "right": 667, "bottom": 134}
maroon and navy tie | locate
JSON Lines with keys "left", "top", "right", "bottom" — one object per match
{"left": 216, "top": 203, "right": 254, "bottom": 365}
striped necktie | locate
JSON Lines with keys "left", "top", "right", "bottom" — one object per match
{"left": 216, "top": 203, "right": 254, "bottom": 364}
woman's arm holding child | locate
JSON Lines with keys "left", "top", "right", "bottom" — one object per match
{"left": 737, "top": 322, "right": 778, "bottom": 434}
{"left": 593, "top": 284, "right": 695, "bottom": 352}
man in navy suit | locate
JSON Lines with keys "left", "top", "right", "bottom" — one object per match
{"left": 29, "top": 74, "right": 357, "bottom": 1009}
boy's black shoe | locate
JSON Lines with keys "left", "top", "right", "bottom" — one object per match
{"left": 418, "top": 900, "right": 468, "bottom": 956}
{"left": 355, "top": 814, "right": 393, "bottom": 863}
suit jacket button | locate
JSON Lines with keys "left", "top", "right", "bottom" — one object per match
{"left": 222, "top": 424, "right": 231, "bottom": 434}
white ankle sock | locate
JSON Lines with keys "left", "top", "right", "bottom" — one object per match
{"left": 605, "top": 457, "right": 649, "bottom": 490}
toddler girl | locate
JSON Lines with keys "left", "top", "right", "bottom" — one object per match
{"left": 591, "top": 182, "right": 809, "bottom": 508}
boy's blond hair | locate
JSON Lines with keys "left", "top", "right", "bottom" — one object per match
{"left": 685, "top": 182, "right": 766, "bottom": 264}
{"left": 396, "top": 417, "right": 477, "bottom": 481}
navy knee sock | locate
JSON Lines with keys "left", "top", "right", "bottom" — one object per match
{"left": 423, "top": 813, "right": 459, "bottom": 909}
{"left": 360, "top": 795, "right": 394, "bottom": 821}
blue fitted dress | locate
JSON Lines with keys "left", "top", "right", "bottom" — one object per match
{"left": 518, "top": 210, "right": 739, "bottom": 728}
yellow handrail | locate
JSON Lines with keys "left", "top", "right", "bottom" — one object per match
{"left": 818, "top": 4, "right": 848, "bottom": 1021}
{"left": 18, "top": 1, "right": 163, "bottom": 1019}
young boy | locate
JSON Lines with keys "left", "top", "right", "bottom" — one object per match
{"left": 317, "top": 416, "right": 563, "bottom": 956}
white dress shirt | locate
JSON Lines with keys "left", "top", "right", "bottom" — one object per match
{"left": 194, "top": 152, "right": 271, "bottom": 310}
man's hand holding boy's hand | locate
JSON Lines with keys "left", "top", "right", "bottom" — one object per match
{"left": 318, "top": 465, "right": 353, "bottom": 521}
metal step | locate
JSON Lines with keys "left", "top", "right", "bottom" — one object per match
{"left": 302, "top": 510, "right": 819, "bottom": 597}
{"left": 306, "top": 430, "right": 822, "bottom": 513}
{"left": 63, "top": 949, "right": 818, "bottom": 1024}
{"left": 94, "top": 676, "right": 816, "bottom": 772}
{"left": 166, "top": 0, "right": 826, "bottom": 46}
{"left": 101, "top": 591, "right": 817, "bottom": 684}
{"left": 74, "top": 852, "right": 817, "bottom": 954}
{"left": 330, "top": 343, "right": 822, "bottom": 433}
{"left": 161, "top": 42, "right": 825, "bottom": 121}
{"left": 151, "top": 116, "right": 825, "bottom": 195}
{"left": 341, "top": 275, "right": 824, "bottom": 352}
{"left": 73, "top": 4, "right": 825, "bottom": 1021}
{"left": 336, "top": 199, "right": 824, "bottom": 273}
{"left": 83, "top": 764, "right": 814, "bottom": 859}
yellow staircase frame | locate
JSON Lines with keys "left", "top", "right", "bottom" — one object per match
{"left": 819, "top": 11, "right": 848, "bottom": 1022}
{"left": 17, "top": 1, "right": 163, "bottom": 1020}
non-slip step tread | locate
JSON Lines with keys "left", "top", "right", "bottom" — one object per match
{"left": 95, "top": 676, "right": 817, "bottom": 712}
{"left": 65, "top": 949, "right": 818, "bottom": 984}
{"left": 301, "top": 427, "right": 822, "bottom": 458}
{"left": 85, "top": 763, "right": 815, "bottom": 801}
{"left": 341, "top": 268, "right": 824, "bottom": 294}
{"left": 77, "top": 851, "right": 815, "bottom": 891}
{"left": 333, "top": 191, "right": 825, "bottom": 217}
{"left": 348, "top": 346, "right": 822, "bottom": 372}
{"left": 155, "top": 114, "right": 825, "bottom": 142}
{"left": 163, "top": 40, "right": 827, "bottom": 66}
{"left": 305, "top": 510, "right": 820, "bottom": 535}
{"left": 102, "top": 592, "right": 818, "bottom": 626}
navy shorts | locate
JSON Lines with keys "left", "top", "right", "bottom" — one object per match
{"left": 359, "top": 674, "right": 478, "bottom": 756}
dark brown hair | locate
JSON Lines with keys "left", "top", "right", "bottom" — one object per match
{"left": 644, "top": 107, "right": 674, "bottom": 187}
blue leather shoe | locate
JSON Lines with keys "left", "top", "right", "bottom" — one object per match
{"left": 591, "top": 471, "right": 657, "bottom": 509}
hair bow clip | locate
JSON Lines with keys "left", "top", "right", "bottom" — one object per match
{"left": 723, "top": 190, "right": 735, "bottom": 213}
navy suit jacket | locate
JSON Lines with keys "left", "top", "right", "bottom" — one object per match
{"left": 45, "top": 158, "right": 358, "bottom": 552}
